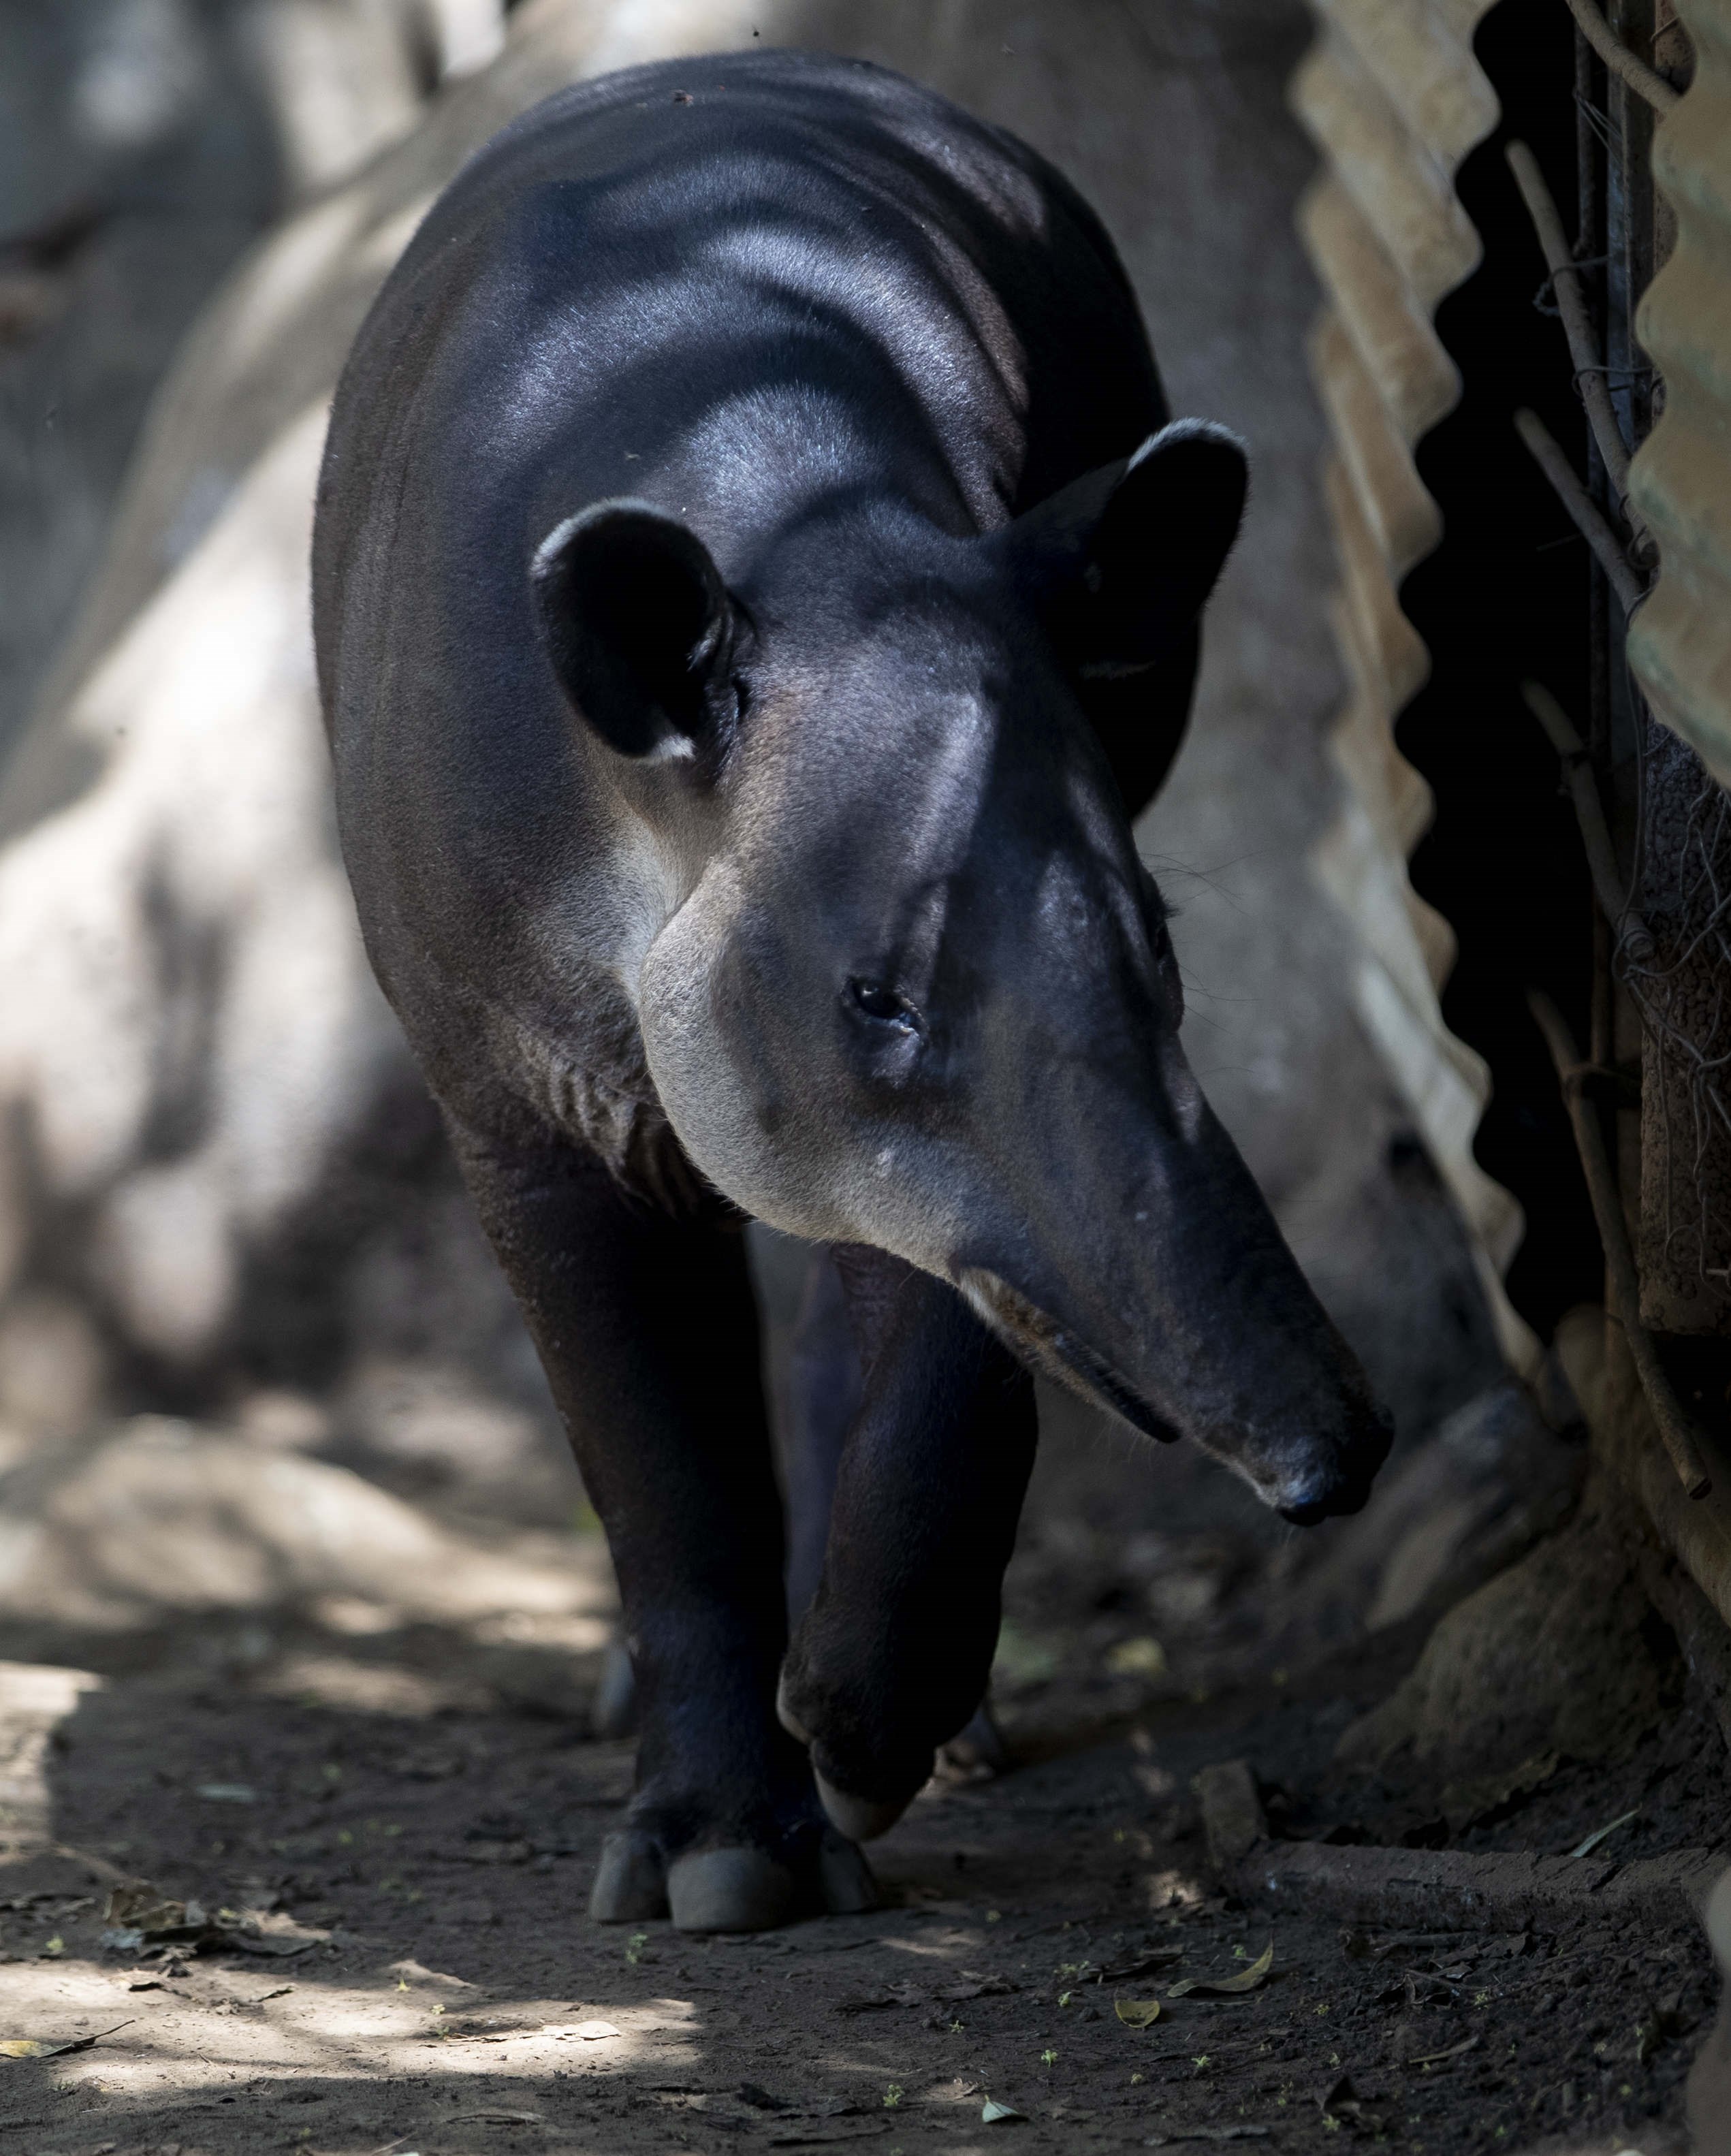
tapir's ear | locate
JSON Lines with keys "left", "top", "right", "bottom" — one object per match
{"left": 1008, "top": 420, "right": 1248, "bottom": 680}
{"left": 531, "top": 501, "right": 736, "bottom": 759}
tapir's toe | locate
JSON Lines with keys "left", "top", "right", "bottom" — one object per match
{"left": 592, "top": 1822, "right": 869, "bottom": 1931}
{"left": 589, "top": 1829, "right": 669, "bottom": 1922}
{"left": 781, "top": 1664, "right": 929, "bottom": 1845}
{"left": 813, "top": 1766, "right": 916, "bottom": 1845}
{"left": 817, "top": 1826, "right": 878, "bottom": 1913}
{"left": 667, "top": 1846, "right": 796, "bottom": 1933}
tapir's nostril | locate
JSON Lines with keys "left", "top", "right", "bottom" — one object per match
{"left": 1295, "top": 1476, "right": 1373, "bottom": 1523}
{"left": 1276, "top": 1444, "right": 1384, "bottom": 1526}
{"left": 1276, "top": 1486, "right": 1333, "bottom": 1527}
{"left": 1284, "top": 1423, "right": 1397, "bottom": 1526}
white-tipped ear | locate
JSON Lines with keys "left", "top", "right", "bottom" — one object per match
{"left": 1003, "top": 419, "right": 1249, "bottom": 680}
{"left": 532, "top": 500, "right": 736, "bottom": 759}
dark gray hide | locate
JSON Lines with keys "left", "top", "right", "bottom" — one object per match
{"left": 314, "top": 50, "right": 1391, "bottom": 1935}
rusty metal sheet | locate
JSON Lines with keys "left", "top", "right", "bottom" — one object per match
{"left": 1292, "top": 0, "right": 1541, "bottom": 1374}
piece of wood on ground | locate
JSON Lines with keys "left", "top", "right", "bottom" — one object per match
{"left": 1192, "top": 1759, "right": 1267, "bottom": 1868}
{"left": 1233, "top": 1839, "right": 1726, "bottom": 1931}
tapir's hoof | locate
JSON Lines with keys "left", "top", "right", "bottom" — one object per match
{"left": 942, "top": 1699, "right": 1010, "bottom": 1775}
{"left": 814, "top": 1767, "right": 915, "bottom": 1845}
{"left": 667, "top": 1847, "right": 795, "bottom": 1933}
{"left": 590, "top": 1829, "right": 669, "bottom": 1922}
{"left": 818, "top": 1828, "right": 878, "bottom": 1914}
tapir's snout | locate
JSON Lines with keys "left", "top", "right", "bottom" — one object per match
{"left": 957, "top": 1039, "right": 1396, "bottom": 1523}
{"left": 1270, "top": 1403, "right": 1393, "bottom": 1525}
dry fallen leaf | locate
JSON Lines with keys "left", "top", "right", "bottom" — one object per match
{"left": 1143, "top": 2129, "right": 1269, "bottom": 2146}
{"left": 105, "top": 1886, "right": 200, "bottom": 1934}
{"left": 1568, "top": 1807, "right": 1640, "bottom": 1860}
{"left": 765, "top": 2126, "right": 891, "bottom": 2148}
{"left": 387, "top": 1959, "right": 474, "bottom": 1989}
{"left": 737, "top": 2082, "right": 789, "bottom": 2112}
{"left": 1115, "top": 1999, "right": 1162, "bottom": 2028}
{"left": 1408, "top": 2033, "right": 1481, "bottom": 2067}
{"left": 0, "top": 2020, "right": 133, "bottom": 2062}
{"left": 101, "top": 1882, "right": 322, "bottom": 1959}
{"left": 1166, "top": 1941, "right": 1273, "bottom": 1997}
{"left": 932, "top": 1973, "right": 1017, "bottom": 2003}
{"left": 1099, "top": 1948, "right": 1184, "bottom": 1983}
{"left": 1319, "top": 2072, "right": 1386, "bottom": 2131}
{"left": 231, "top": 1931, "right": 322, "bottom": 1958}
{"left": 836, "top": 1985, "right": 921, "bottom": 2015}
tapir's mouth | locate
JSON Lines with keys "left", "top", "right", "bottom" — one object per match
{"left": 957, "top": 1265, "right": 1391, "bottom": 1521}
{"left": 955, "top": 1267, "right": 1179, "bottom": 1443}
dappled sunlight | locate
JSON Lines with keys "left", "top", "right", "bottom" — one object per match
{"left": 0, "top": 1963, "right": 683, "bottom": 2097}
{"left": 0, "top": 1663, "right": 104, "bottom": 1846}
{"left": 253, "top": 1653, "right": 494, "bottom": 1719}
{"left": 0, "top": 1409, "right": 1713, "bottom": 2156}
{"left": 0, "top": 1637, "right": 1165, "bottom": 2136}
{"left": 0, "top": 1417, "right": 616, "bottom": 1640}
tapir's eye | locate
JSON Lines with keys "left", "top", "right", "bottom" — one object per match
{"left": 846, "top": 977, "right": 921, "bottom": 1030}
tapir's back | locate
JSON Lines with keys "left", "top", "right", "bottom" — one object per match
{"left": 313, "top": 50, "right": 1164, "bottom": 1132}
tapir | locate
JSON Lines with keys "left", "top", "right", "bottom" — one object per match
{"left": 313, "top": 49, "right": 1391, "bottom": 1934}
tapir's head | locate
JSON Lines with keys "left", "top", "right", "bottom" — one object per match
{"left": 530, "top": 423, "right": 1391, "bottom": 1522}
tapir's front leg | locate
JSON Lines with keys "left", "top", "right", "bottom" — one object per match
{"left": 778, "top": 1249, "right": 1038, "bottom": 1839}
{"left": 447, "top": 1121, "right": 874, "bottom": 1931}
{"left": 782, "top": 1247, "right": 863, "bottom": 1628}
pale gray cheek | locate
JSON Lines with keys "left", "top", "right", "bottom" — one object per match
{"left": 646, "top": 1019, "right": 964, "bottom": 1269}
{"left": 637, "top": 895, "right": 968, "bottom": 1263}
{"left": 823, "top": 1143, "right": 961, "bottom": 1278}
{"left": 637, "top": 992, "right": 845, "bottom": 1238}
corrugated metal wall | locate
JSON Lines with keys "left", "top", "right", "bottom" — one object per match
{"left": 1629, "top": 0, "right": 1731, "bottom": 788}
{"left": 1291, "top": 0, "right": 1540, "bottom": 1374}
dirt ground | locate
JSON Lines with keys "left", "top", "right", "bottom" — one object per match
{"left": 0, "top": 1380, "right": 1723, "bottom": 2156}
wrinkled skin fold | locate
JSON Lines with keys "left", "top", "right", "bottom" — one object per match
{"left": 315, "top": 50, "right": 1392, "bottom": 1932}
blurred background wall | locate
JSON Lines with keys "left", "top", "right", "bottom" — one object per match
{"left": 0, "top": 0, "right": 1504, "bottom": 1536}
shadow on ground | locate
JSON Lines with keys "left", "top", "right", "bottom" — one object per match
{"left": 0, "top": 1386, "right": 1720, "bottom": 2155}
